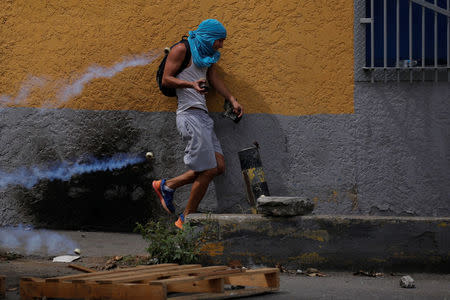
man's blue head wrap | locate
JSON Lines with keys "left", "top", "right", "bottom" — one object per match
{"left": 188, "top": 19, "right": 227, "bottom": 68}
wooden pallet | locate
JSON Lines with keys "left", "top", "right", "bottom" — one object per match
{"left": 20, "top": 264, "right": 279, "bottom": 300}
{"left": 0, "top": 275, "right": 5, "bottom": 299}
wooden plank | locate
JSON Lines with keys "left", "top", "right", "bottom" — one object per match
{"left": 46, "top": 263, "right": 178, "bottom": 282}
{"left": 95, "top": 265, "right": 218, "bottom": 284}
{"left": 168, "top": 287, "right": 277, "bottom": 300}
{"left": 20, "top": 278, "right": 43, "bottom": 300}
{"left": 68, "top": 264, "right": 96, "bottom": 273}
{"left": 224, "top": 268, "right": 279, "bottom": 289}
{"left": 0, "top": 275, "right": 5, "bottom": 299}
{"left": 132, "top": 266, "right": 233, "bottom": 283}
{"left": 81, "top": 265, "right": 201, "bottom": 283}
{"left": 85, "top": 282, "right": 167, "bottom": 300}
{"left": 166, "top": 278, "right": 224, "bottom": 293}
{"left": 184, "top": 266, "right": 232, "bottom": 276}
{"left": 186, "top": 269, "right": 243, "bottom": 278}
{"left": 150, "top": 276, "right": 224, "bottom": 294}
{"left": 151, "top": 271, "right": 249, "bottom": 293}
{"left": 20, "top": 279, "right": 167, "bottom": 300}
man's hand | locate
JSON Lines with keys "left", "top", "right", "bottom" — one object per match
{"left": 229, "top": 97, "right": 243, "bottom": 117}
{"left": 192, "top": 79, "right": 208, "bottom": 95}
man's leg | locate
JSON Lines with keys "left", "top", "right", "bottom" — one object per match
{"left": 165, "top": 170, "right": 197, "bottom": 190}
{"left": 184, "top": 152, "right": 225, "bottom": 216}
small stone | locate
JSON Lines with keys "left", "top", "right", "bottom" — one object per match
{"left": 256, "top": 196, "right": 314, "bottom": 216}
{"left": 400, "top": 275, "right": 415, "bottom": 288}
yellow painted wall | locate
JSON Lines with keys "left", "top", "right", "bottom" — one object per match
{"left": 0, "top": 0, "right": 354, "bottom": 115}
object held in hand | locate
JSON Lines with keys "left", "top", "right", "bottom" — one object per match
{"left": 223, "top": 99, "right": 242, "bottom": 123}
{"left": 198, "top": 78, "right": 209, "bottom": 92}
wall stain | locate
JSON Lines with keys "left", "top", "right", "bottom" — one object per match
{"left": 200, "top": 242, "right": 224, "bottom": 257}
{"left": 348, "top": 184, "right": 358, "bottom": 211}
{"left": 289, "top": 252, "right": 327, "bottom": 264}
{"left": 328, "top": 190, "right": 338, "bottom": 203}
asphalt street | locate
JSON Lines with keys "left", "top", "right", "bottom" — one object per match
{"left": 1, "top": 230, "right": 448, "bottom": 299}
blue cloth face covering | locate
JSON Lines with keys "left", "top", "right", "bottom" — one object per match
{"left": 188, "top": 19, "right": 227, "bottom": 68}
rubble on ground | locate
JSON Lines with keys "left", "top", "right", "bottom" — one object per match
{"left": 400, "top": 275, "right": 416, "bottom": 288}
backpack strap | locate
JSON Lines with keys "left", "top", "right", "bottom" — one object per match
{"left": 174, "top": 36, "right": 191, "bottom": 76}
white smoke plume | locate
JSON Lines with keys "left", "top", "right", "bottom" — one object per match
{"left": 0, "top": 224, "right": 79, "bottom": 255}
{"left": 0, "top": 153, "right": 145, "bottom": 190}
{"left": 58, "top": 52, "right": 159, "bottom": 102}
{"left": 0, "top": 76, "right": 48, "bottom": 105}
{"left": 0, "top": 51, "right": 159, "bottom": 106}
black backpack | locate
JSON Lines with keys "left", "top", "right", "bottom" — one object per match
{"left": 156, "top": 36, "right": 192, "bottom": 97}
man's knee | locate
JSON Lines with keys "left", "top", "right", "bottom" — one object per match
{"left": 216, "top": 163, "right": 225, "bottom": 176}
{"left": 215, "top": 153, "right": 225, "bottom": 176}
{"left": 204, "top": 165, "right": 224, "bottom": 178}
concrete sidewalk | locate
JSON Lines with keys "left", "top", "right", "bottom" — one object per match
{"left": 2, "top": 230, "right": 148, "bottom": 258}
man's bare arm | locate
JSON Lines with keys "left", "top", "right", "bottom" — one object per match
{"left": 162, "top": 44, "right": 205, "bottom": 93}
{"left": 207, "top": 64, "right": 243, "bottom": 117}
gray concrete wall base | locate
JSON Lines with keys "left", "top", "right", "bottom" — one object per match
{"left": 188, "top": 214, "right": 450, "bottom": 272}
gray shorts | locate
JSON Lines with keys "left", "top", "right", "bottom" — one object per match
{"left": 176, "top": 109, "right": 223, "bottom": 172}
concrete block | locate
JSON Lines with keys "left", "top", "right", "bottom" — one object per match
{"left": 257, "top": 196, "right": 314, "bottom": 216}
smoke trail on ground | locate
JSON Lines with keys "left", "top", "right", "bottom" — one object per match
{"left": 0, "top": 224, "right": 79, "bottom": 255}
{"left": 0, "top": 51, "right": 159, "bottom": 106}
{"left": 0, "top": 153, "right": 145, "bottom": 190}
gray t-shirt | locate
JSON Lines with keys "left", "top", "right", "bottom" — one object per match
{"left": 175, "top": 59, "right": 208, "bottom": 114}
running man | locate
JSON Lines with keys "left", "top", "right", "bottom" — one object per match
{"left": 153, "top": 19, "right": 243, "bottom": 229}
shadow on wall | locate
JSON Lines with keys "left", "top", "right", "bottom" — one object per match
{"left": 206, "top": 65, "right": 273, "bottom": 114}
{"left": 208, "top": 68, "right": 290, "bottom": 213}
{"left": 68, "top": 111, "right": 141, "bottom": 158}
{"left": 13, "top": 161, "right": 157, "bottom": 232}
{"left": 1, "top": 110, "right": 166, "bottom": 231}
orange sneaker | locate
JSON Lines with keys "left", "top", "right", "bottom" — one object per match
{"left": 175, "top": 214, "right": 185, "bottom": 229}
{"left": 152, "top": 179, "right": 175, "bottom": 214}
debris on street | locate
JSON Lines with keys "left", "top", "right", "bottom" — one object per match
{"left": 400, "top": 275, "right": 416, "bottom": 288}
{"left": 353, "top": 270, "right": 384, "bottom": 277}
{"left": 0, "top": 251, "right": 23, "bottom": 261}
{"left": 305, "top": 268, "right": 327, "bottom": 277}
{"left": 275, "top": 263, "right": 287, "bottom": 273}
{"left": 68, "top": 264, "right": 95, "bottom": 273}
{"left": 228, "top": 259, "right": 243, "bottom": 269}
{"left": 52, "top": 255, "right": 80, "bottom": 263}
{"left": 102, "top": 255, "right": 123, "bottom": 270}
